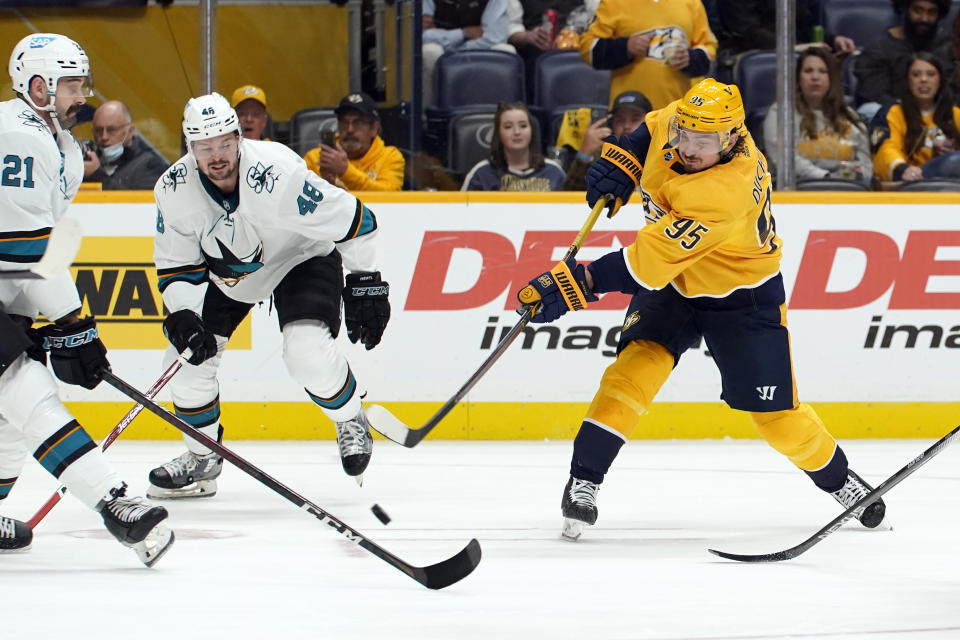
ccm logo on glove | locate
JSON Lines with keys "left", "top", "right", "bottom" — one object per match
{"left": 43, "top": 326, "right": 99, "bottom": 350}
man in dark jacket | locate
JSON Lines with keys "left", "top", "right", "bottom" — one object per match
{"left": 83, "top": 100, "right": 168, "bottom": 190}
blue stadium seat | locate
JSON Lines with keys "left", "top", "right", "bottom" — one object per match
{"left": 733, "top": 50, "right": 777, "bottom": 144}
{"left": 424, "top": 50, "right": 526, "bottom": 166}
{"left": 895, "top": 178, "right": 960, "bottom": 191}
{"left": 797, "top": 178, "right": 870, "bottom": 191}
{"left": 533, "top": 51, "right": 610, "bottom": 114}
{"left": 822, "top": 0, "right": 897, "bottom": 49}
{"left": 288, "top": 107, "right": 337, "bottom": 157}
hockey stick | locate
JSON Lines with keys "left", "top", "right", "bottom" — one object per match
{"left": 100, "top": 369, "right": 482, "bottom": 589}
{"left": 366, "top": 194, "right": 615, "bottom": 448}
{"left": 0, "top": 217, "right": 82, "bottom": 280}
{"left": 708, "top": 423, "right": 960, "bottom": 563}
{"left": 26, "top": 352, "right": 190, "bottom": 528}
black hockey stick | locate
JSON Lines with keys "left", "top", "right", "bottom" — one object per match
{"left": 366, "top": 195, "right": 615, "bottom": 448}
{"left": 709, "top": 423, "right": 960, "bottom": 563}
{"left": 101, "top": 370, "right": 482, "bottom": 589}
{"left": 0, "top": 217, "right": 82, "bottom": 279}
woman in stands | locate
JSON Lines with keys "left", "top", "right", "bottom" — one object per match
{"left": 462, "top": 102, "right": 565, "bottom": 191}
{"left": 762, "top": 47, "right": 872, "bottom": 185}
{"left": 872, "top": 52, "right": 960, "bottom": 183}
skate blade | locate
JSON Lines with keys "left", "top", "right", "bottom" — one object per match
{"left": 147, "top": 479, "right": 218, "bottom": 500}
{"left": 0, "top": 544, "right": 32, "bottom": 553}
{"left": 561, "top": 518, "right": 584, "bottom": 541}
{"left": 134, "top": 523, "right": 174, "bottom": 568}
{"left": 353, "top": 474, "right": 364, "bottom": 487}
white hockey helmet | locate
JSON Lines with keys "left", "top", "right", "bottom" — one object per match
{"left": 8, "top": 33, "right": 92, "bottom": 96}
{"left": 182, "top": 93, "right": 240, "bottom": 142}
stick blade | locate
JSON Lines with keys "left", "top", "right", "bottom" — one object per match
{"left": 413, "top": 538, "right": 482, "bottom": 590}
{"left": 367, "top": 404, "right": 423, "bottom": 448}
{"left": 707, "top": 547, "right": 794, "bottom": 563}
{"left": 31, "top": 217, "right": 82, "bottom": 279}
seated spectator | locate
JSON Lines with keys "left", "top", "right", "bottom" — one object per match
{"left": 230, "top": 84, "right": 270, "bottom": 140}
{"left": 713, "top": 0, "right": 855, "bottom": 83}
{"left": 422, "top": 0, "right": 516, "bottom": 106}
{"left": 855, "top": 0, "right": 952, "bottom": 122}
{"left": 763, "top": 47, "right": 872, "bottom": 185}
{"left": 304, "top": 92, "right": 405, "bottom": 191}
{"left": 82, "top": 100, "right": 168, "bottom": 190}
{"left": 462, "top": 101, "right": 565, "bottom": 190}
{"left": 507, "top": 0, "right": 591, "bottom": 87}
{"left": 872, "top": 52, "right": 960, "bottom": 182}
{"left": 580, "top": 0, "right": 716, "bottom": 109}
{"left": 560, "top": 89, "right": 651, "bottom": 189}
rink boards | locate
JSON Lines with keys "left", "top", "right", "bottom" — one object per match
{"left": 60, "top": 191, "right": 960, "bottom": 440}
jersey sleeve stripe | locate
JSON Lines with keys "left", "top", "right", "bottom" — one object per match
{"left": 336, "top": 200, "right": 378, "bottom": 243}
{"left": 157, "top": 263, "right": 208, "bottom": 292}
{"left": 0, "top": 227, "right": 52, "bottom": 263}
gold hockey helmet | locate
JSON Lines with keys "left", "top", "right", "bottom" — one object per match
{"left": 671, "top": 79, "right": 745, "bottom": 153}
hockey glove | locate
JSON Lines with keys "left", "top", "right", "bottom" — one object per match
{"left": 585, "top": 139, "right": 643, "bottom": 217}
{"left": 517, "top": 257, "right": 597, "bottom": 323}
{"left": 162, "top": 310, "right": 218, "bottom": 366}
{"left": 41, "top": 317, "right": 110, "bottom": 390}
{"left": 343, "top": 271, "right": 391, "bottom": 350}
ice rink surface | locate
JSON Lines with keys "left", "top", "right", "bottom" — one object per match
{"left": 3, "top": 437, "right": 960, "bottom": 640}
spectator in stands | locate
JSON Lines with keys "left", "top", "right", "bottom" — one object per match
{"left": 855, "top": 0, "right": 952, "bottom": 122}
{"left": 580, "top": 0, "right": 716, "bottom": 110}
{"left": 561, "top": 89, "right": 651, "bottom": 189}
{"left": 506, "top": 0, "right": 591, "bottom": 87}
{"left": 304, "top": 92, "right": 404, "bottom": 191}
{"left": 872, "top": 52, "right": 960, "bottom": 183}
{"left": 422, "top": 0, "right": 516, "bottom": 106}
{"left": 230, "top": 84, "right": 270, "bottom": 140}
{"left": 462, "top": 101, "right": 565, "bottom": 190}
{"left": 82, "top": 100, "right": 168, "bottom": 190}
{"left": 763, "top": 47, "right": 872, "bottom": 185}
{"left": 712, "top": 0, "right": 855, "bottom": 83}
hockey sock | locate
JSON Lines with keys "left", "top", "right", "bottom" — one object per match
{"left": 751, "top": 403, "right": 840, "bottom": 482}
{"left": 570, "top": 421, "right": 626, "bottom": 484}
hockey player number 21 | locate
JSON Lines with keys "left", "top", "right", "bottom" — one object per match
{"left": 1, "top": 154, "right": 35, "bottom": 188}
{"left": 297, "top": 181, "right": 323, "bottom": 215}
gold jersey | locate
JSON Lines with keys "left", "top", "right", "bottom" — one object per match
{"left": 623, "top": 101, "right": 780, "bottom": 298}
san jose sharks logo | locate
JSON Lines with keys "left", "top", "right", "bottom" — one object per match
{"left": 246, "top": 162, "right": 278, "bottom": 193}
{"left": 17, "top": 110, "right": 47, "bottom": 131}
{"left": 201, "top": 236, "right": 264, "bottom": 287}
{"left": 161, "top": 163, "right": 187, "bottom": 192}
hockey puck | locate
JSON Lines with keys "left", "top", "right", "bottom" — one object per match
{"left": 371, "top": 503, "right": 391, "bottom": 525}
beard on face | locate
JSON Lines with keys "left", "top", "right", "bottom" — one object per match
{"left": 56, "top": 104, "right": 81, "bottom": 129}
{"left": 904, "top": 17, "right": 937, "bottom": 48}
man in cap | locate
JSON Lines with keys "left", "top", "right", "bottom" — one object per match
{"left": 304, "top": 91, "right": 404, "bottom": 191}
{"left": 562, "top": 90, "right": 653, "bottom": 190}
{"left": 230, "top": 84, "right": 270, "bottom": 140}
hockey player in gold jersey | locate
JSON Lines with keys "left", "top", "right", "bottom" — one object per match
{"left": 518, "top": 78, "right": 887, "bottom": 540}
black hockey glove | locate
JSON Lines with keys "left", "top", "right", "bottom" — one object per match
{"left": 163, "top": 309, "right": 218, "bottom": 366}
{"left": 343, "top": 271, "right": 391, "bottom": 350}
{"left": 517, "top": 256, "right": 597, "bottom": 323}
{"left": 41, "top": 317, "right": 110, "bottom": 390}
{"left": 585, "top": 138, "right": 642, "bottom": 217}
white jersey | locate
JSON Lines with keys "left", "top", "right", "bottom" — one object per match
{"left": 154, "top": 139, "right": 379, "bottom": 311}
{"left": 0, "top": 97, "right": 85, "bottom": 322}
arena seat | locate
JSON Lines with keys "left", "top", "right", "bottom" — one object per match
{"left": 287, "top": 107, "right": 337, "bottom": 157}
{"left": 733, "top": 50, "right": 777, "bottom": 143}
{"left": 821, "top": 0, "right": 897, "bottom": 48}
{"left": 895, "top": 178, "right": 960, "bottom": 191}
{"left": 532, "top": 51, "right": 610, "bottom": 114}
{"left": 796, "top": 178, "right": 870, "bottom": 191}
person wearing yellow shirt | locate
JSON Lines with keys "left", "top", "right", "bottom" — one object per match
{"left": 518, "top": 79, "right": 886, "bottom": 541}
{"left": 304, "top": 92, "right": 405, "bottom": 191}
{"left": 872, "top": 52, "right": 960, "bottom": 182}
{"left": 579, "top": 0, "right": 717, "bottom": 110}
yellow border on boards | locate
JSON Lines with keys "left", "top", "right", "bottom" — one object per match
{"left": 74, "top": 190, "right": 960, "bottom": 206}
{"left": 66, "top": 401, "right": 960, "bottom": 441}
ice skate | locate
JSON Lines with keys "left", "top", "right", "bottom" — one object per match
{"left": 335, "top": 410, "right": 373, "bottom": 484}
{"left": 147, "top": 449, "right": 223, "bottom": 499}
{"left": 0, "top": 516, "right": 32, "bottom": 552}
{"left": 561, "top": 476, "right": 599, "bottom": 541}
{"left": 99, "top": 485, "right": 174, "bottom": 567}
{"left": 830, "top": 469, "right": 887, "bottom": 529}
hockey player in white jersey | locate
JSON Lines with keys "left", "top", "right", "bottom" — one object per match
{"left": 0, "top": 33, "right": 173, "bottom": 565}
{"left": 148, "top": 92, "right": 391, "bottom": 498}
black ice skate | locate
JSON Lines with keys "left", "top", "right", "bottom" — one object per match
{"left": 561, "top": 476, "right": 599, "bottom": 541}
{"left": 99, "top": 484, "right": 174, "bottom": 567}
{"left": 830, "top": 469, "right": 886, "bottom": 529}
{"left": 147, "top": 449, "right": 223, "bottom": 499}
{"left": 0, "top": 516, "right": 32, "bottom": 552}
{"left": 335, "top": 410, "right": 373, "bottom": 484}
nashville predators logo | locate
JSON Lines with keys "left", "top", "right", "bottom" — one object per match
{"left": 663, "top": 150, "right": 675, "bottom": 162}
{"left": 622, "top": 311, "right": 641, "bottom": 331}
{"left": 537, "top": 274, "right": 554, "bottom": 288}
